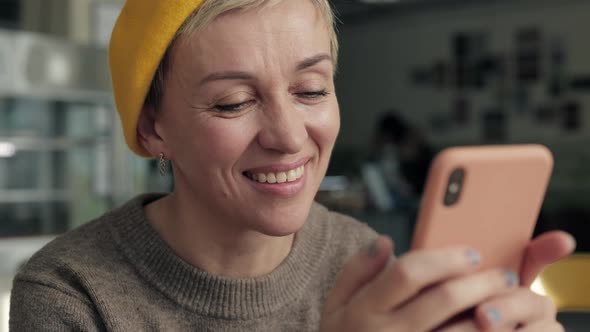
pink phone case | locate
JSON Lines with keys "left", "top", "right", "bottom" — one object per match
{"left": 411, "top": 144, "right": 554, "bottom": 274}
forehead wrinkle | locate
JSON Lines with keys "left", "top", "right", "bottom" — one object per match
{"left": 170, "top": 0, "right": 328, "bottom": 92}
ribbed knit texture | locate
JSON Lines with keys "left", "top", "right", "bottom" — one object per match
{"left": 9, "top": 194, "right": 379, "bottom": 331}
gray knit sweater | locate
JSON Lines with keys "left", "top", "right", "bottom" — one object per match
{"left": 9, "top": 194, "right": 379, "bottom": 331}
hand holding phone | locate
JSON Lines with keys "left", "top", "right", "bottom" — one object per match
{"left": 411, "top": 144, "right": 554, "bottom": 274}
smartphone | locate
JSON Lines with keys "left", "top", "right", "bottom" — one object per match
{"left": 411, "top": 144, "right": 554, "bottom": 274}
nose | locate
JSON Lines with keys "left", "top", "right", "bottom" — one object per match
{"left": 257, "top": 99, "right": 308, "bottom": 154}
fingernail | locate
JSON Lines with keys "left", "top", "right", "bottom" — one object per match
{"left": 367, "top": 239, "right": 379, "bottom": 257}
{"left": 466, "top": 249, "right": 481, "bottom": 266}
{"left": 504, "top": 270, "right": 519, "bottom": 287}
{"left": 485, "top": 307, "right": 502, "bottom": 326}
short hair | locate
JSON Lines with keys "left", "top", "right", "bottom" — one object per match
{"left": 145, "top": 0, "right": 339, "bottom": 109}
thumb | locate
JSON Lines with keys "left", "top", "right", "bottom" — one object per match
{"left": 520, "top": 231, "right": 576, "bottom": 286}
{"left": 323, "top": 235, "right": 394, "bottom": 314}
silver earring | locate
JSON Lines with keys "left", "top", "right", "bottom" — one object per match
{"left": 158, "top": 153, "right": 167, "bottom": 177}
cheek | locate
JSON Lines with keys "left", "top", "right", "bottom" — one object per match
{"left": 310, "top": 103, "right": 340, "bottom": 151}
{"left": 198, "top": 121, "right": 256, "bottom": 166}
{"left": 167, "top": 115, "right": 255, "bottom": 170}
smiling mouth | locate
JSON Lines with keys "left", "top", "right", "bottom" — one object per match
{"left": 243, "top": 165, "right": 305, "bottom": 184}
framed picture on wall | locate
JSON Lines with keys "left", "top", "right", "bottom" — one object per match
{"left": 516, "top": 27, "right": 542, "bottom": 83}
{"left": 534, "top": 105, "right": 557, "bottom": 124}
{"left": 452, "top": 96, "right": 471, "bottom": 125}
{"left": 481, "top": 109, "right": 507, "bottom": 142}
{"left": 562, "top": 101, "right": 581, "bottom": 132}
{"left": 453, "top": 31, "right": 489, "bottom": 89}
{"left": 429, "top": 112, "right": 453, "bottom": 133}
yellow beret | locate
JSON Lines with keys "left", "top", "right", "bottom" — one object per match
{"left": 109, "top": 0, "right": 205, "bottom": 157}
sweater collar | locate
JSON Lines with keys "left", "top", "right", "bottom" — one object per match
{"left": 109, "top": 193, "right": 331, "bottom": 319}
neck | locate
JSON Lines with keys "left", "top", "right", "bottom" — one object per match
{"left": 145, "top": 191, "right": 294, "bottom": 278}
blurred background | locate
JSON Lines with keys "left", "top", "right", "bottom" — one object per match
{"left": 0, "top": 0, "right": 589, "bottom": 330}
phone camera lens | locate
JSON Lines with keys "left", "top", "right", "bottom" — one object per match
{"left": 448, "top": 182, "right": 460, "bottom": 194}
{"left": 444, "top": 168, "right": 465, "bottom": 206}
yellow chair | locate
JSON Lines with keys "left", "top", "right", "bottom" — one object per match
{"left": 540, "top": 254, "right": 590, "bottom": 312}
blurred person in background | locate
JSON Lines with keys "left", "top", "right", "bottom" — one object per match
{"left": 366, "top": 111, "right": 434, "bottom": 232}
{"left": 372, "top": 110, "right": 435, "bottom": 202}
{"left": 9, "top": 0, "right": 575, "bottom": 331}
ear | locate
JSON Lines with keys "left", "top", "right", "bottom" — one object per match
{"left": 137, "top": 105, "right": 172, "bottom": 159}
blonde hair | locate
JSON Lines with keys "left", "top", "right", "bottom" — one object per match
{"left": 145, "top": 0, "right": 338, "bottom": 108}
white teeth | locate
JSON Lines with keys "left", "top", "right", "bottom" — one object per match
{"left": 248, "top": 165, "right": 305, "bottom": 184}
{"left": 276, "top": 172, "right": 287, "bottom": 183}
{"left": 297, "top": 166, "right": 304, "bottom": 177}
{"left": 267, "top": 173, "right": 277, "bottom": 184}
{"left": 287, "top": 170, "right": 297, "bottom": 182}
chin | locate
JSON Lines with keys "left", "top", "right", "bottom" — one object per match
{"left": 249, "top": 203, "right": 312, "bottom": 237}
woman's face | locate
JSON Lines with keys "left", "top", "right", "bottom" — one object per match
{"left": 155, "top": 0, "right": 339, "bottom": 235}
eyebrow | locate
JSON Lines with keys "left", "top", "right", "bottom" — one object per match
{"left": 296, "top": 53, "right": 333, "bottom": 71}
{"left": 199, "top": 71, "right": 255, "bottom": 85}
{"left": 198, "top": 53, "right": 333, "bottom": 86}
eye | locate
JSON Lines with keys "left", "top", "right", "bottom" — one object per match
{"left": 211, "top": 99, "right": 257, "bottom": 113}
{"left": 209, "top": 90, "right": 257, "bottom": 113}
{"left": 213, "top": 100, "right": 256, "bottom": 113}
{"left": 296, "top": 90, "right": 330, "bottom": 99}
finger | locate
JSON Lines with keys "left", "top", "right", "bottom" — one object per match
{"left": 435, "top": 319, "right": 479, "bottom": 332}
{"left": 520, "top": 231, "right": 575, "bottom": 286}
{"left": 354, "top": 247, "right": 481, "bottom": 312}
{"left": 475, "top": 288, "right": 556, "bottom": 330}
{"left": 394, "top": 269, "right": 519, "bottom": 331}
{"left": 517, "top": 320, "right": 565, "bottom": 332}
{"left": 436, "top": 319, "right": 515, "bottom": 332}
{"left": 323, "top": 235, "right": 393, "bottom": 314}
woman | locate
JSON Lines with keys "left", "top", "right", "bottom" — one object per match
{"left": 10, "top": 0, "right": 574, "bottom": 331}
